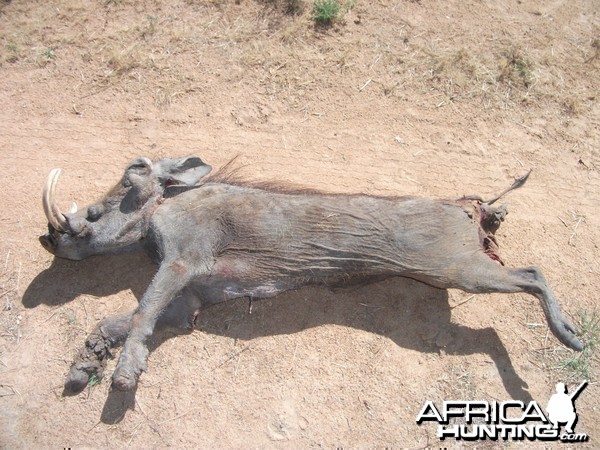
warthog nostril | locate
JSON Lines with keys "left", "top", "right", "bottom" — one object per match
{"left": 39, "top": 234, "right": 56, "bottom": 253}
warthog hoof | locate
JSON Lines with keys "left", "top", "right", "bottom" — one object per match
{"left": 112, "top": 344, "right": 148, "bottom": 391}
{"left": 63, "top": 332, "right": 113, "bottom": 394}
{"left": 554, "top": 314, "right": 584, "bottom": 351}
{"left": 112, "top": 366, "right": 138, "bottom": 391}
{"left": 64, "top": 360, "right": 103, "bottom": 393}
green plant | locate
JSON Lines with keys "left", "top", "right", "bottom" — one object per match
{"left": 41, "top": 48, "right": 56, "bottom": 60}
{"left": 5, "top": 44, "right": 19, "bottom": 63}
{"left": 312, "top": 0, "right": 340, "bottom": 25}
{"left": 141, "top": 14, "right": 158, "bottom": 39}
{"left": 61, "top": 310, "right": 77, "bottom": 326}
{"left": 87, "top": 373, "right": 101, "bottom": 396}
{"left": 88, "top": 373, "right": 101, "bottom": 388}
{"left": 559, "top": 311, "right": 599, "bottom": 380}
{"left": 498, "top": 47, "right": 535, "bottom": 89}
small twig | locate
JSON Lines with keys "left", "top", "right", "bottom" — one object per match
{"left": 82, "top": 301, "right": 89, "bottom": 329}
{"left": 557, "top": 216, "right": 569, "bottom": 227}
{"left": 451, "top": 294, "right": 475, "bottom": 309}
{"left": 125, "top": 422, "right": 144, "bottom": 446}
{"left": 0, "top": 288, "right": 16, "bottom": 300}
{"left": 527, "top": 358, "right": 546, "bottom": 371}
{"left": 79, "top": 84, "right": 111, "bottom": 99}
{"left": 213, "top": 344, "right": 252, "bottom": 370}
{"left": 0, "top": 384, "right": 18, "bottom": 397}
{"left": 86, "top": 421, "right": 101, "bottom": 433}
{"left": 359, "top": 396, "right": 373, "bottom": 417}
{"left": 359, "top": 303, "right": 383, "bottom": 309}
{"left": 288, "top": 342, "right": 299, "bottom": 373}
{"left": 569, "top": 216, "right": 583, "bottom": 246}
{"left": 16, "top": 262, "right": 21, "bottom": 293}
{"left": 359, "top": 79, "right": 372, "bottom": 91}
{"left": 135, "top": 398, "right": 162, "bottom": 436}
{"left": 159, "top": 408, "right": 202, "bottom": 424}
{"left": 533, "top": 346, "right": 559, "bottom": 355}
{"left": 135, "top": 398, "right": 146, "bottom": 416}
{"left": 39, "top": 311, "right": 58, "bottom": 325}
{"left": 369, "top": 54, "right": 382, "bottom": 70}
{"left": 143, "top": 376, "right": 168, "bottom": 389}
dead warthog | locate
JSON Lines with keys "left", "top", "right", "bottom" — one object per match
{"left": 39, "top": 156, "right": 583, "bottom": 392}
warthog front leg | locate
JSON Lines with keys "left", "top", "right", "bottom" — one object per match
{"left": 64, "top": 288, "right": 201, "bottom": 393}
{"left": 112, "top": 260, "right": 195, "bottom": 391}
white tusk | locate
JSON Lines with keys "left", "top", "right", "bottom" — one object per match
{"left": 69, "top": 202, "right": 78, "bottom": 214}
{"left": 42, "top": 168, "right": 69, "bottom": 232}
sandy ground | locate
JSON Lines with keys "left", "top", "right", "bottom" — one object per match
{"left": 0, "top": 0, "right": 598, "bottom": 447}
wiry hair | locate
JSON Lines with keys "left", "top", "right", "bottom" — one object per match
{"left": 203, "top": 155, "right": 333, "bottom": 196}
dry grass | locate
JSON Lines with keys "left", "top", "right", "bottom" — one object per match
{"left": 586, "top": 38, "right": 600, "bottom": 63}
{"left": 563, "top": 97, "right": 583, "bottom": 117}
{"left": 0, "top": 0, "right": 593, "bottom": 120}
{"left": 416, "top": 43, "right": 546, "bottom": 109}
{"left": 528, "top": 308, "right": 599, "bottom": 384}
{"left": 497, "top": 47, "right": 536, "bottom": 90}
{"left": 105, "top": 45, "right": 143, "bottom": 76}
{"left": 0, "top": 251, "right": 22, "bottom": 348}
{"left": 437, "top": 361, "right": 479, "bottom": 400}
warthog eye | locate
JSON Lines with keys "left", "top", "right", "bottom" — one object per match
{"left": 127, "top": 160, "right": 151, "bottom": 175}
{"left": 130, "top": 163, "right": 148, "bottom": 170}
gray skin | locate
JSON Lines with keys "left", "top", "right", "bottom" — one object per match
{"left": 39, "top": 156, "right": 583, "bottom": 393}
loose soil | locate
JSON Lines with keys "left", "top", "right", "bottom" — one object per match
{"left": 0, "top": 0, "right": 598, "bottom": 447}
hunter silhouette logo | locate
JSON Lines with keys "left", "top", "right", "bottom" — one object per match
{"left": 416, "top": 381, "right": 589, "bottom": 442}
{"left": 546, "top": 381, "right": 587, "bottom": 435}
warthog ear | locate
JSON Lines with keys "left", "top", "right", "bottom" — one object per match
{"left": 154, "top": 156, "right": 212, "bottom": 187}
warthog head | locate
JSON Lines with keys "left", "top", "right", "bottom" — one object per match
{"left": 39, "top": 156, "right": 212, "bottom": 260}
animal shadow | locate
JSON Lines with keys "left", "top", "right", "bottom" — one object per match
{"left": 192, "top": 277, "right": 531, "bottom": 403}
{"left": 22, "top": 252, "right": 155, "bottom": 308}
{"left": 24, "top": 253, "right": 531, "bottom": 423}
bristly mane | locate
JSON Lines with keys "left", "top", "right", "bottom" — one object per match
{"left": 202, "top": 155, "right": 335, "bottom": 196}
{"left": 201, "top": 156, "right": 420, "bottom": 201}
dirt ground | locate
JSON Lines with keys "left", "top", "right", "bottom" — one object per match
{"left": 0, "top": 0, "right": 598, "bottom": 447}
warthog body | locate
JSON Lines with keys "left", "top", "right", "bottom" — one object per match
{"left": 39, "top": 156, "right": 582, "bottom": 392}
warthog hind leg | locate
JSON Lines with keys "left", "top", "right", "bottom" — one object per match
{"left": 64, "top": 289, "right": 200, "bottom": 394}
{"left": 447, "top": 254, "right": 583, "bottom": 351}
{"left": 64, "top": 312, "right": 132, "bottom": 393}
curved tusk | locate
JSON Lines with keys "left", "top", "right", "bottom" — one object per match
{"left": 42, "top": 168, "right": 69, "bottom": 232}
{"left": 69, "top": 202, "right": 78, "bottom": 214}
